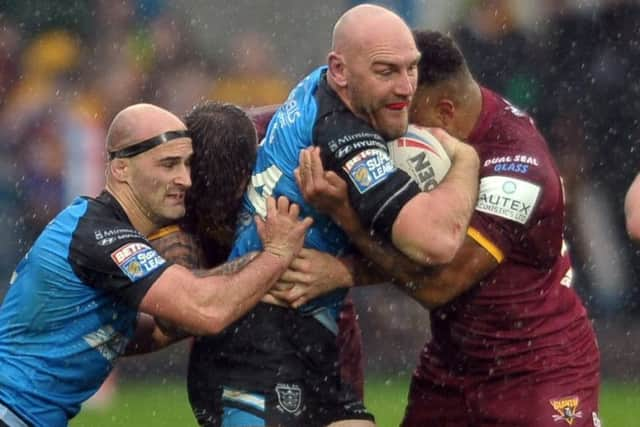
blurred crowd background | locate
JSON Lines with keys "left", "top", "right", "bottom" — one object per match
{"left": 1, "top": 0, "right": 639, "bottom": 388}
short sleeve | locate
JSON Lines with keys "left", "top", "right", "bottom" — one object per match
{"left": 69, "top": 217, "right": 172, "bottom": 308}
{"left": 314, "top": 111, "right": 420, "bottom": 236}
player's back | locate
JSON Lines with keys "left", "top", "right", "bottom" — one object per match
{"left": 230, "top": 66, "right": 349, "bottom": 318}
{"left": 426, "top": 88, "right": 597, "bottom": 378}
{"left": 232, "top": 66, "right": 349, "bottom": 258}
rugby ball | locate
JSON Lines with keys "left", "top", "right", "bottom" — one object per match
{"left": 388, "top": 125, "right": 452, "bottom": 191}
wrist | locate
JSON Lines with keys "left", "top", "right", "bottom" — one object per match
{"left": 261, "top": 248, "right": 293, "bottom": 272}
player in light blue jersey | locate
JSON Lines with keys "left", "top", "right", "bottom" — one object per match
{"left": 188, "top": 4, "right": 479, "bottom": 427}
{"left": 0, "top": 103, "right": 311, "bottom": 427}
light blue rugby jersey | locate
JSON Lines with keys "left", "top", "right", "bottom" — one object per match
{"left": 229, "top": 66, "right": 350, "bottom": 329}
{"left": 0, "top": 192, "right": 169, "bottom": 426}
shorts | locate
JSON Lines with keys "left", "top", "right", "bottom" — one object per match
{"left": 187, "top": 303, "right": 372, "bottom": 427}
{"left": 191, "top": 384, "right": 374, "bottom": 427}
{"left": 401, "top": 366, "right": 600, "bottom": 427}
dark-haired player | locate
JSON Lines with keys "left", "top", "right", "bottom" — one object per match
{"left": 402, "top": 29, "right": 600, "bottom": 427}
{"left": 146, "top": 102, "right": 366, "bottom": 426}
{"left": 295, "top": 30, "right": 601, "bottom": 427}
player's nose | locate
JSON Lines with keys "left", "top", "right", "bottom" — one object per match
{"left": 395, "top": 69, "right": 415, "bottom": 97}
{"left": 175, "top": 164, "right": 192, "bottom": 188}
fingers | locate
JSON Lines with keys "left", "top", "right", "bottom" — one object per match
{"left": 280, "top": 269, "right": 310, "bottom": 284}
{"left": 261, "top": 294, "right": 289, "bottom": 307}
{"left": 309, "top": 147, "right": 326, "bottom": 183}
{"left": 300, "top": 216, "right": 314, "bottom": 230}
{"left": 266, "top": 195, "right": 277, "bottom": 217}
{"left": 289, "top": 254, "right": 312, "bottom": 271}
{"left": 272, "top": 280, "right": 295, "bottom": 291}
{"left": 291, "top": 297, "right": 308, "bottom": 309}
{"left": 324, "top": 171, "right": 347, "bottom": 192}
{"left": 276, "top": 195, "right": 289, "bottom": 214}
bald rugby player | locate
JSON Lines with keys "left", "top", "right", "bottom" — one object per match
{"left": 188, "top": 4, "right": 478, "bottom": 427}
{"left": 0, "top": 103, "right": 311, "bottom": 427}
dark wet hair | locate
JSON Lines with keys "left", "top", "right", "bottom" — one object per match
{"left": 413, "top": 30, "right": 468, "bottom": 87}
{"left": 182, "top": 101, "right": 257, "bottom": 265}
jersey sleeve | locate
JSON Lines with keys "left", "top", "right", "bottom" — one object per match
{"left": 468, "top": 150, "right": 552, "bottom": 263}
{"left": 69, "top": 218, "right": 172, "bottom": 309}
{"left": 314, "top": 111, "right": 421, "bottom": 237}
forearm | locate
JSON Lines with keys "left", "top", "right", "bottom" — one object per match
{"left": 191, "top": 251, "right": 287, "bottom": 331}
{"left": 350, "top": 224, "right": 427, "bottom": 286}
{"left": 625, "top": 173, "right": 640, "bottom": 241}
{"left": 341, "top": 254, "right": 393, "bottom": 286}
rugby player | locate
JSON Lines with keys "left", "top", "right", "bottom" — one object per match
{"left": 294, "top": 31, "right": 601, "bottom": 427}
{"left": 625, "top": 172, "right": 640, "bottom": 241}
{"left": 0, "top": 103, "right": 312, "bottom": 427}
{"left": 142, "top": 102, "right": 365, "bottom": 425}
{"left": 196, "top": 4, "right": 479, "bottom": 427}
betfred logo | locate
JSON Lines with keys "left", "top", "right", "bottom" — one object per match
{"left": 111, "top": 242, "right": 149, "bottom": 264}
{"left": 110, "top": 242, "right": 166, "bottom": 282}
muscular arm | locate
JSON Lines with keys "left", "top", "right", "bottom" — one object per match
{"left": 296, "top": 146, "right": 492, "bottom": 308}
{"left": 391, "top": 130, "right": 480, "bottom": 265}
{"left": 625, "top": 173, "right": 640, "bottom": 242}
{"left": 346, "top": 221, "right": 497, "bottom": 308}
{"left": 309, "top": 125, "right": 479, "bottom": 266}
{"left": 139, "top": 197, "right": 312, "bottom": 336}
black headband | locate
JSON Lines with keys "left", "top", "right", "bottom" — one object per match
{"left": 108, "top": 130, "right": 189, "bottom": 160}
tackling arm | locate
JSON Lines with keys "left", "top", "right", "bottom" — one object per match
{"left": 391, "top": 129, "right": 480, "bottom": 265}
{"left": 138, "top": 197, "right": 312, "bottom": 335}
{"left": 296, "top": 147, "right": 495, "bottom": 308}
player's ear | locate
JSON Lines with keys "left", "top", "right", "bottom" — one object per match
{"left": 436, "top": 99, "right": 455, "bottom": 127}
{"left": 327, "top": 52, "right": 347, "bottom": 88}
{"left": 109, "top": 158, "right": 130, "bottom": 183}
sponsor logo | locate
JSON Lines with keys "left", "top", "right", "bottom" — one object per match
{"left": 493, "top": 162, "right": 530, "bottom": 174}
{"left": 329, "top": 132, "right": 386, "bottom": 159}
{"left": 483, "top": 154, "right": 539, "bottom": 167}
{"left": 94, "top": 228, "right": 143, "bottom": 246}
{"left": 98, "top": 237, "right": 116, "bottom": 246}
{"left": 476, "top": 176, "right": 541, "bottom": 224}
{"left": 550, "top": 396, "right": 583, "bottom": 425}
{"left": 343, "top": 149, "right": 395, "bottom": 193}
{"left": 276, "top": 99, "right": 300, "bottom": 128}
{"left": 275, "top": 383, "right": 303, "bottom": 415}
{"left": 110, "top": 242, "right": 166, "bottom": 281}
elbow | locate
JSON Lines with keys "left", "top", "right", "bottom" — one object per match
{"left": 414, "top": 232, "right": 464, "bottom": 266}
{"left": 191, "top": 308, "right": 230, "bottom": 336}
{"left": 423, "top": 239, "right": 459, "bottom": 266}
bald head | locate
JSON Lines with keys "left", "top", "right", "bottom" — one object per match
{"left": 106, "top": 103, "right": 187, "bottom": 153}
{"left": 331, "top": 4, "right": 413, "bottom": 55}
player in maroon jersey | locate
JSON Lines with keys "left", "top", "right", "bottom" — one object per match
{"left": 290, "top": 31, "right": 600, "bottom": 426}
